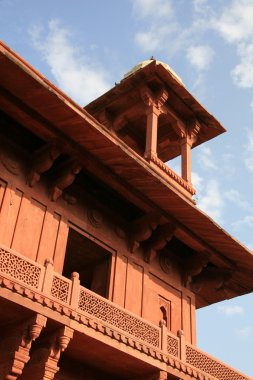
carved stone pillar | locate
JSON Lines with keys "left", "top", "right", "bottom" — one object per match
{"left": 145, "top": 105, "right": 160, "bottom": 160}
{"left": 180, "top": 137, "right": 192, "bottom": 183}
{"left": 19, "top": 326, "right": 73, "bottom": 380}
{"left": 140, "top": 86, "right": 168, "bottom": 161}
{"left": 180, "top": 119, "right": 200, "bottom": 183}
{"left": 0, "top": 314, "right": 47, "bottom": 380}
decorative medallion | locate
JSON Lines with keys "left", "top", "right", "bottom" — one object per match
{"left": 114, "top": 226, "right": 126, "bottom": 239}
{"left": 1, "top": 153, "right": 20, "bottom": 175}
{"left": 87, "top": 208, "right": 103, "bottom": 228}
{"left": 159, "top": 250, "right": 171, "bottom": 274}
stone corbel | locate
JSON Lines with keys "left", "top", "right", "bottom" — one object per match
{"left": 113, "top": 114, "right": 130, "bottom": 132}
{"left": 20, "top": 325, "right": 74, "bottom": 380}
{"left": 144, "top": 223, "right": 176, "bottom": 263}
{"left": 0, "top": 314, "right": 47, "bottom": 380}
{"left": 28, "top": 142, "right": 61, "bottom": 187}
{"left": 183, "top": 251, "right": 210, "bottom": 287}
{"left": 97, "top": 109, "right": 112, "bottom": 130}
{"left": 191, "top": 267, "right": 232, "bottom": 294}
{"left": 188, "top": 118, "right": 201, "bottom": 143}
{"left": 51, "top": 158, "right": 82, "bottom": 201}
{"left": 128, "top": 212, "right": 161, "bottom": 253}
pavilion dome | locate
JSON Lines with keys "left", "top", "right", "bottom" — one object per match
{"left": 122, "top": 59, "right": 184, "bottom": 86}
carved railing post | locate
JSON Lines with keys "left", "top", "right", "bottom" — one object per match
{"left": 42, "top": 258, "right": 54, "bottom": 295}
{"left": 0, "top": 314, "right": 47, "bottom": 380}
{"left": 159, "top": 319, "right": 167, "bottom": 353}
{"left": 70, "top": 272, "right": 80, "bottom": 308}
{"left": 177, "top": 329, "right": 186, "bottom": 362}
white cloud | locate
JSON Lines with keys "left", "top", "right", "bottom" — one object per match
{"left": 218, "top": 305, "right": 244, "bottom": 316}
{"left": 197, "top": 179, "right": 224, "bottom": 222}
{"left": 29, "top": 19, "right": 110, "bottom": 105}
{"left": 197, "top": 145, "right": 217, "bottom": 169}
{"left": 186, "top": 45, "right": 214, "bottom": 71}
{"left": 235, "top": 327, "right": 252, "bottom": 339}
{"left": 132, "top": 0, "right": 174, "bottom": 19}
{"left": 244, "top": 129, "right": 253, "bottom": 172}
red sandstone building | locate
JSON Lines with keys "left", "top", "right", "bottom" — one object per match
{"left": 0, "top": 40, "right": 253, "bottom": 380}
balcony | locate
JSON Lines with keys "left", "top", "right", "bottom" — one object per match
{"left": 0, "top": 244, "right": 251, "bottom": 380}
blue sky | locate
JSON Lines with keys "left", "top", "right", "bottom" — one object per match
{"left": 1, "top": 0, "right": 253, "bottom": 376}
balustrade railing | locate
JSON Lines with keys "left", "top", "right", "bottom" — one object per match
{"left": 0, "top": 243, "right": 251, "bottom": 380}
{"left": 149, "top": 155, "right": 196, "bottom": 196}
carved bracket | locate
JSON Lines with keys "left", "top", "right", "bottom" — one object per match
{"left": 28, "top": 142, "right": 61, "bottom": 187}
{"left": 140, "top": 86, "right": 168, "bottom": 114}
{"left": 191, "top": 267, "right": 232, "bottom": 294}
{"left": 0, "top": 313, "right": 47, "bottom": 380}
{"left": 144, "top": 223, "right": 176, "bottom": 263}
{"left": 51, "top": 158, "right": 82, "bottom": 201}
{"left": 128, "top": 212, "right": 161, "bottom": 253}
{"left": 183, "top": 251, "right": 210, "bottom": 287}
{"left": 20, "top": 325, "right": 74, "bottom": 380}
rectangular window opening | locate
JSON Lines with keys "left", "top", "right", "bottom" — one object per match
{"left": 63, "top": 227, "right": 112, "bottom": 298}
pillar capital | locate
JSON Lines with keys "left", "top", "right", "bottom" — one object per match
{"left": 140, "top": 86, "right": 168, "bottom": 115}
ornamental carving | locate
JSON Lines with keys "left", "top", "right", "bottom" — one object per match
{"left": 0, "top": 248, "right": 41, "bottom": 288}
{"left": 186, "top": 345, "right": 248, "bottom": 380}
{"left": 78, "top": 288, "right": 160, "bottom": 347}
{"left": 167, "top": 334, "right": 179, "bottom": 358}
{"left": 51, "top": 275, "right": 70, "bottom": 303}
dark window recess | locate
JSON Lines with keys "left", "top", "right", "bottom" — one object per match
{"left": 63, "top": 228, "right": 111, "bottom": 298}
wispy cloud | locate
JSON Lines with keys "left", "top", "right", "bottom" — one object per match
{"left": 29, "top": 19, "right": 110, "bottom": 105}
{"left": 133, "top": 0, "right": 174, "bottom": 19}
{"left": 186, "top": 44, "right": 214, "bottom": 71}
{"left": 197, "top": 179, "right": 224, "bottom": 222}
{"left": 232, "top": 215, "right": 253, "bottom": 230}
{"left": 218, "top": 305, "right": 244, "bottom": 316}
{"left": 224, "top": 189, "right": 252, "bottom": 211}
{"left": 244, "top": 129, "right": 253, "bottom": 172}
{"left": 197, "top": 145, "right": 217, "bottom": 170}
{"left": 235, "top": 327, "right": 252, "bottom": 339}
{"left": 212, "top": 0, "right": 253, "bottom": 90}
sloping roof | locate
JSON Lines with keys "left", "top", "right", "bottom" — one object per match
{"left": 0, "top": 40, "right": 253, "bottom": 308}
